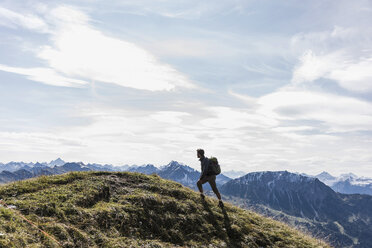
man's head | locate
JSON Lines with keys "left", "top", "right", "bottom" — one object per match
{"left": 197, "top": 149, "right": 205, "bottom": 158}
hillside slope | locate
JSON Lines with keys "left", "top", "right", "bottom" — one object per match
{"left": 0, "top": 172, "right": 329, "bottom": 247}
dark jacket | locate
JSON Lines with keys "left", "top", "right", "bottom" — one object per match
{"left": 199, "top": 157, "right": 210, "bottom": 179}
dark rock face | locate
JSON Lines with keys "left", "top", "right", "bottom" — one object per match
{"left": 332, "top": 180, "right": 372, "bottom": 196}
{"left": 13, "top": 169, "right": 33, "bottom": 180}
{"left": 0, "top": 162, "right": 33, "bottom": 172}
{"left": 221, "top": 171, "right": 339, "bottom": 220}
{"left": 61, "top": 162, "right": 90, "bottom": 172}
{"left": 220, "top": 171, "right": 372, "bottom": 248}
{"left": 0, "top": 170, "right": 19, "bottom": 183}
{"left": 0, "top": 169, "right": 34, "bottom": 183}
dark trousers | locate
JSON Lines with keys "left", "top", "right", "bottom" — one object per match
{"left": 197, "top": 175, "right": 221, "bottom": 200}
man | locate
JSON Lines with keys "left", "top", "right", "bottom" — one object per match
{"left": 196, "top": 149, "right": 223, "bottom": 205}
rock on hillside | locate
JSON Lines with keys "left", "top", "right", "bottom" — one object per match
{"left": 0, "top": 172, "right": 329, "bottom": 248}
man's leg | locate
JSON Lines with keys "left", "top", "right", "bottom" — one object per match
{"left": 208, "top": 176, "right": 222, "bottom": 200}
{"left": 197, "top": 177, "right": 208, "bottom": 194}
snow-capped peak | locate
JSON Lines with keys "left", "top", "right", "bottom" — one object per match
{"left": 49, "top": 158, "right": 66, "bottom": 167}
{"left": 316, "top": 171, "right": 336, "bottom": 180}
{"left": 240, "top": 171, "right": 315, "bottom": 184}
{"left": 339, "top": 173, "right": 358, "bottom": 180}
{"left": 160, "top": 161, "right": 196, "bottom": 173}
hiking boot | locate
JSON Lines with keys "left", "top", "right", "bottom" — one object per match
{"left": 200, "top": 193, "right": 205, "bottom": 199}
{"left": 218, "top": 200, "right": 224, "bottom": 207}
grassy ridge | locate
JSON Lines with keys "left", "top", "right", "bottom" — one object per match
{"left": 0, "top": 171, "right": 330, "bottom": 247}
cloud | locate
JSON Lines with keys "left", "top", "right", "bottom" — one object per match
{"left": 145, "top": 38, "right": 238, "bottom": 59}
{"left": 1, "top": 2, "right": 372, "bottom": 177}
{"left": 0, "top": 6, "right": 48, "bottom": 32}
{"left": 41, "top": 106, "right": 202, "bottom": 165}
{"left": 228, "top": 89, "right": 258, "bottom": 106}
{"left": 0, "top": 131, "right": 83, "bottom": 154}
{"left": 1, "top": 88, "right": 372, "bottom": 176}
{"left": 228, "top": 87, "right": 372, "bottom": 134}
{"left": 290, "top": 26, "right": 358, "bottom": 54}
{"left": 292, "top": 50, "right": 372, "bottom": 92}
{"left": 0, "top": 5, "right": 194, "bottom": 91}
{"left": 41, "top": 6, "right": 195, "bottom": 91}
{"left": 150, "top": 111, "right": 191, "bottom": 125}
{"left": 291, "top": 50, "right": 342, "bottom": 84}
{"left": 109, "top": 0, "right": 250, "bottom": 19}
{"left": 200, "top": 106, "right": 278, "bottom": 129}
{"left": 225, "top": 88, "right": 372, "bottom": 176}
{"left": 257, "top": 88, "right": 372, "bottom": 132}
{"left": 0, "top": 64, "right": 88, "bottom": 87}
{"left": 328, "top": 58, "right": 372, "bottom": 92}
{"left": 291, "top": 26, "right": 372, "bottom": 92}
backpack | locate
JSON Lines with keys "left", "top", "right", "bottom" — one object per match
{"left": 209, "top": 157, "right": 221, "bottom": 175}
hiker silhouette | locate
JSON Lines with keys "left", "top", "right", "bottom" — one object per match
{"left": 196, "top": 149, "right": 223, "bottom": 205}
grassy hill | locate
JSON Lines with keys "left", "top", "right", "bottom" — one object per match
{"left": 0, "top": 171, "right": 330, "bottom": 248}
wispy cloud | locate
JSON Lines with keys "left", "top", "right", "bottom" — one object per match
{"left": 328, "top": 58, "right": 372, "bottom": 92}
{"left": 0, "top": 64, "right": 88, "bottom": 87}
{"left": 292, "top": 50, "right": 372, "bottom": 92}
{"left": 292, "top": 50, "right": 342, "bottom": 84}
{"left": 108, "top": 0, "right": 250, "bottom": 19}
{"left": 0, "top": 6, "right": 48, "bottom": 32}
{"left": 149, "top": 111, "right": 191, "bottom": 125}
{"left": 0, "top": 5, "right": 194, "bottom": 91}
{"left": 291, "top": 26, "right": 372, "bottom": 92}
{"left": 258, "top": 88, "right": 372, "bottom": 132}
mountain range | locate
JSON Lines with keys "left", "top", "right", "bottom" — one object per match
{"left": 1, "top": 159, "right": 371, "bottom": 247}
{"left": 0, "top": 159, "right": 231, "bottom": 190}
{"left": 314, "top": 171, "right": 372, "bottom": 196}
{"left": 220, "top": 171, "right": 372, "bottom": 248}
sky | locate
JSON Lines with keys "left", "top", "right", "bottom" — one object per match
{"left": 1, "top": 0, "right": 372, "bottom": 177}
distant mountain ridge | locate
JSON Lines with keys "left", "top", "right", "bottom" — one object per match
{"left": 221, "top": 170, "right": 247, "bottom": 179}
{"left": 0, "top": 159, "right": 232, "bottom": 189}
{"left": 220, "top": 170, "right": 372, "bottom": 248}
{"left": 0, "top": 161, "right": 90, "bottom": 184}
{"left": 0, "top": 161, "right": 35, "bottom": 173}
{"left": 221, "top": 171, "right": 332, "bottom": 218}
{"left": 128, "top": 164, "right": 159, "bottom": 174}
{"left": 314, "top": 171, "right": 372, "bottom": 196}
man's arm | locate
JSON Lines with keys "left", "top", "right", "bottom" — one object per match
{"left": 200, "top": 158, "right": 209, "bottom": 179}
